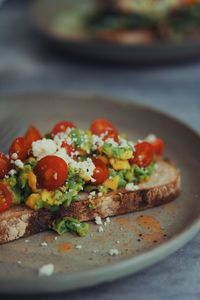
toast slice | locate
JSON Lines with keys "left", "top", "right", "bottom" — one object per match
{"left": 0, "top": 160, "right": 180, "bottom": 244}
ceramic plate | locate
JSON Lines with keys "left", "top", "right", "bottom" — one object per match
{"left": 0, "top": 94, "right": 200, "bottom": 294}
{"left": 30, "top": 0, "right": 200, "bottom": 64}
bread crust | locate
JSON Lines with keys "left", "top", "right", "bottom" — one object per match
{"left": 0, "top": 160, "right": 180, "bottom": 244}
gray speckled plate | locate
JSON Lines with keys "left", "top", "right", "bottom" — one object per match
{"left": 0, "top": 94, "right": 200, "bottom": 294}
{"left": 30, "top": 0, "right": 200, "bottom": 64}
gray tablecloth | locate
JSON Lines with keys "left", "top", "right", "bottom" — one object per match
{"left": 0, "top": 1, "right": 200, "bottom": 299}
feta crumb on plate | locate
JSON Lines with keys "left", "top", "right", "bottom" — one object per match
{"left": 38, "top": 264, "right": 54, "bottom": 277}
{"left": 75, "top": 245, "right": 82, "bottom": 249}
{"left": 41, "top": 242, "right": 48, "bottom": 247}
{"left": 95, "top": 216, "right": 102, "bottom": 225}
{"left": 98, "top": 226, "right": 104, "bottom": 233}
{"left": 109, "top": 249, "right": 119, "bottom": 256}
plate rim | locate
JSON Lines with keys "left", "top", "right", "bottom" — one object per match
{"left": 0, "top": 92, "right": 200, "bottom": 294}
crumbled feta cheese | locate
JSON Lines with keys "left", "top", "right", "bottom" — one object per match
{"left": 14, "top": 159, "right": 24, "bottom": 169}
{"left": 93, "top": 249, "right": 99, "bottom": 253}
{"left": 8, "top": 169, "right": 17, "bottom": 176}
{"left": 137, "top": 139, "right": 143, "bottom": 143}
{"left": 32, "top": 138, "right": 57, "bottom": 160}
{"left": 90, "top": 191, "right": 96, "bottom": 197}
{"left": 54, "top": 236, "right": 58, "bottom": 241}
{"left": 98, "top": 192, "right": 103, "bottom": 197}
{"left": 146, "top": 134, "right": 157, "bottom": 142}
{"left": 105, "top": 137, "right": 118, "bottom": 147}
{"left": 91, "top": 134, "right": 105, "bottom": 149}
{"left": 95, "top": 216, "right": 102, "bottom": 225}
{"left": 119, "top": 137, "right": 134, "bottom": 149}
{"left": 41, "top": 242, "right": 48, "bottom": 247}
{"left": 109, "top": 249, "right": 119, "bottom": 256}
{"left": 78, "top": 158, "right": 95, "bottom": 179}
{"left": 106, "top": 217, "right": 110, "bottom": 223}
{"left": 56, "top": 149, "right": 95, "bottom": 180}
{"left": 75, "top": 245, "right": 82, "bottom": 249}
{"left": 38, "top": 264, "right": 54, "bottom": 276}
{"left": 11, "top": 153, "right": 18, "bottom": 160}
{"left": 98, "top": 226, "right": 104, "bottom": 233}
{"left": 125, "top": 183, "right": 139, "bottom": 191}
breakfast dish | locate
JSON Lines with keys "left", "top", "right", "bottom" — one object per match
{"left": 86, "top": 0, "right": 200, "bottom": 44}
{"left": 0, "top": 118, "right": 180, "bottom": 244}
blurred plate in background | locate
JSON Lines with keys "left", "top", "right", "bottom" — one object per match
{"left": 30, "top": 0, "right": 200, "bottom": 64}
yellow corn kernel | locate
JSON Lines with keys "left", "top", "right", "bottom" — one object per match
{"left": 96, "top": 155, "right": 109, "bottom": 165}
{"left": 41, "top": 190, "right": 54, "bottom": 205}
{"left": 26, "top": 193, "right": 40, "bottom": 210}
{"left": 28, "top": 172, "right": 37, "bottom": 191}
{"left": 103, "top": 176, "right": 120, "bottom": 191}
{"left": 110, "top": 158, "right": 130, "bottom": 170}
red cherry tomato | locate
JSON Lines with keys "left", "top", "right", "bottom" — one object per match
{"left": 9, "top": 137, "right": 28, "bottom": 161}
{"left": 129, "top": 142, "right": 153, "bottom": 168}
{"left": 90, "top": 119, "right": 117, "bottom": 136}
{"left": 91, "top": 157, "right": 109, "bottom": 185}
{"left": 34, "top": 155, "right": 68, "bottom": 191}
{"left": 51, "top": 121, "right": 76, "bottom": 137}
{"left": 61, "top": 142, "right": 73, "bottom": 156}
{"left": 103, "top": 129, "right": 119, "bottom": 143}
{"left": 0, "top": 153, "right": 11, "bottom": 179}
{"left": 24, "top": 126, "right": 42, "bottom": 149}
{"left": 0, "top": 183, "right": 13, "bottom": 212}
{"left": 150, "top": 138, "right": 164, "bottom": 156}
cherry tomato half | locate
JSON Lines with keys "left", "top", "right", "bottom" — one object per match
{"left": 24, "top": 126, "right": 42, "bottom": 149}
{"left": 61, "top": 142, "right": 73, "bottom": 156}
{"left": 9, "top": 137, "right": 28, "bottom": 161}
{"left": 129, "top": 142, "right": 153, "bottom": 168}
{"left": 51, "top": 121, "right": 76, "bottom": 137}
{"left": 91, "top": 157, "right": 109, "bottom": 185}
{"left": 0, "top": 183, "right": 13, "bottom": 212}
{"left": 90, "top": 119, "right": 117, "bottom": 136}
{"left": 150, "top": 138, "right": 164, "bottom": 156}
{"left": 0, "top": 153, "right": 11, "bottom": 179}
{"left": 34, "top": 155, "right": 68, "bottom": 191}
{"left": 103, "top": 129, "right": 119, "bottom": 143}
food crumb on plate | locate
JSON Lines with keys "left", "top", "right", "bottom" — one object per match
{"left": 38, "top": 264, "right": 54, "bottom": 276}
{"left": 98, "top": 226, "right": 104, "bottom": 233}
{"left": 95, "top": 216, "right": 102, "bottom": 225}
{"left": 76, "top": 245, "right": 82, "bottom": 249}
{"left": 41, "top": 242, "right": 48, "bottom": 247}
{"left": 109, "top": 249, "right": 119, "bottom": 256}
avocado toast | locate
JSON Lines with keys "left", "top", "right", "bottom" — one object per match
{"left": 0, "top": 119, "right": 180, "bottom": 244}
